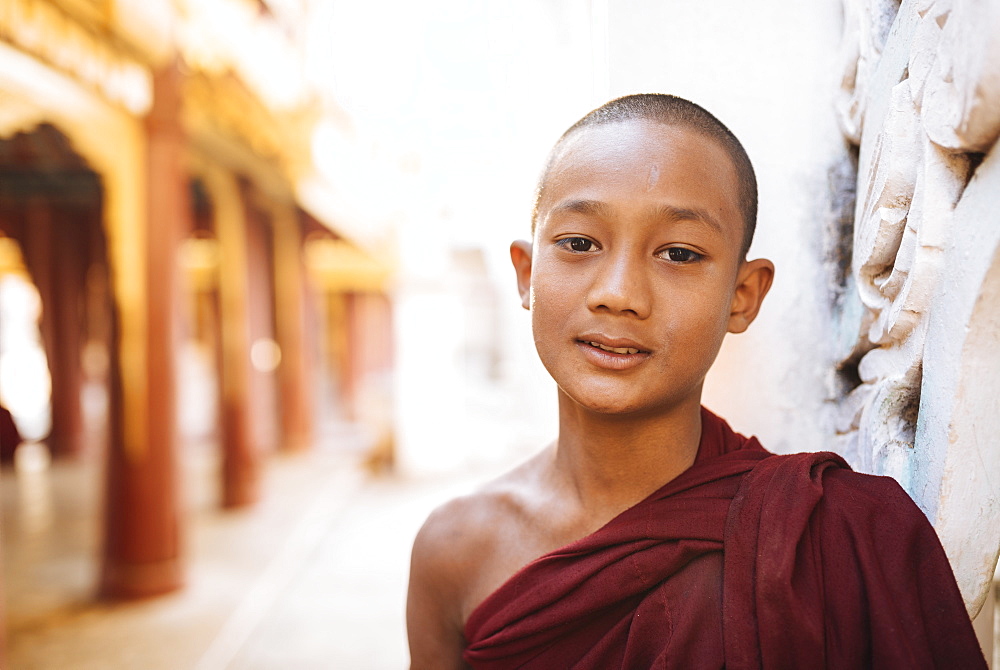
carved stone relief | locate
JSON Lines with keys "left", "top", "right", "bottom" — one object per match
{"left": 835, "top": 0, "right": 1000, "bottom": 612}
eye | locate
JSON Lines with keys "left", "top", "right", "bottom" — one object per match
{"left": 659, "top": 247, "right": 702, "bottom": 263}
{"left": 557, "top": 237, "right": 597, "bottom": 252}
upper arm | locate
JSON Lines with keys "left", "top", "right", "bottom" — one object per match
{"left": 406, "top": 505, "right": 473, "bottom": 670}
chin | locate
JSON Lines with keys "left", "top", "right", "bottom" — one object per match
{"left": 588, "top": 399, "right": 646, "bottom": 415}
{"left": 562, "top": 390, "right": 653, "bottom": 417}
{"left": 558, "top": 380, "right": 698, "bottom": 419}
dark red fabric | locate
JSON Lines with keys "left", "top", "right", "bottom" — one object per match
{"left": 723, "top": 450, "right": 985, "bottom": 669}
{"left": 463, "top": 409, "right": 985, "bottom": 669}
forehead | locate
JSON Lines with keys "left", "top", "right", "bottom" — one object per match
{"left": 538, "top": 120, "right": 742, "bottom": 239}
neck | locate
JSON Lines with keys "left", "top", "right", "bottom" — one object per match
{"left": 553, "top": 392, "right": 704, "bottom": 516}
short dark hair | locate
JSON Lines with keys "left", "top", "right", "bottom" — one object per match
{"left": 533, "top": 93, "right": 758, "bottom": 257}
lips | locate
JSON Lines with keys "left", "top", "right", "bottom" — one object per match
{"left": 586, "top": 341, "right": 641, "bottom": 355}
{"left": 578, "top": 335, "right": 650, "bottom": 355}
{"left": 575, "top": 335, "right": 651, "bottom": 371}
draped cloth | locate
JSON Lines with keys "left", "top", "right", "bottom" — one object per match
{"left": 463, "top": 409, "right": 985, "bottom": 669}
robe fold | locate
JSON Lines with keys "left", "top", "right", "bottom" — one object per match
{"left": 463, "top": 408, "right": 985, "bottom": 669}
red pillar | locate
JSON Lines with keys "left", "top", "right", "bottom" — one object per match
{"left": 274, "top": 208, "right": 312, "bottom": 451}
{"left": 241, "top": 197, "right": 279, "bottom": 455}
{"left": 210, "top": 175, "right": 260, "bottom": 508}
{"left": 47, "top": 212, "right": 87, "bottom": 458}
{"left": 345, "top": 292, "right": 394, "bottom": 415}
{"left": 100, "top": 61, "right": 187, "bottom": 598}
{"left": 21, "top": 197, "right": 88, "bottom": 458}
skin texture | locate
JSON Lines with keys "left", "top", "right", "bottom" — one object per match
{"left": 406, "top": 119, "right": 774, "bottom": 669}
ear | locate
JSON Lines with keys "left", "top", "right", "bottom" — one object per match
{"left": 510, "top": 239, "right": 533, "bottom": 310}
{"left": 727, "top": 258, "right": 774, "bottom": 333}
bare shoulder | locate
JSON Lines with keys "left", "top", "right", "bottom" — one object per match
{"left": 407, "top": 450, "right": 551, "bottom": 669}
{"left": 409, "top": 485, "right": 510, "bottom": 602}
{"left": 410, "top": 451, "right": 549, "bottom": 609}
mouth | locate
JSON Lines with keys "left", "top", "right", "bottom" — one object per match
{"left": 576, "top": 335, "right": 651, "bottom": 355}
{"left": 576, "top": 337, "right": 650, "bottom": 371}
{"left": 583, "top": 341, "right": 643, "bottom": 355}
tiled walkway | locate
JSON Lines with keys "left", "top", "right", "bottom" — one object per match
{"left": 3, "top": 441, "right": 499, "bottom": 669}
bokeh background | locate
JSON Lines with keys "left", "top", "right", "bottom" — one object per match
{"left": 2, "top": 0, "right": 995, "bottom": 668}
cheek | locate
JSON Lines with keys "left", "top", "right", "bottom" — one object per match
{"left": 699, "top": 299, "right": 735, "bottom": 340}
{"left": 530, "top": 283, "right": 567, "bottom": 331}
{"left": 664, "top": 292, "right": 732, "bottom": 350}
{"left": 530, "top": 267, "right": 574, "bottom": 311}
{"left": 529, "top": 274, "right": 577, "bottom": 351}
{"left": 696, "top": 302, "right": 736, "bottom": 361}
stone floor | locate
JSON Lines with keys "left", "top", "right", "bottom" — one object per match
{"left": 2, "top": 437, "right": 504, "bottom": 670}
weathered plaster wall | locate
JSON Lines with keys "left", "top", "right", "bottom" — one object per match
{"left": 923, "top": 148, "right": 1000, "bottom": 613}
{"left": 832, "top": 0, "right": 1000, "bottom": 614}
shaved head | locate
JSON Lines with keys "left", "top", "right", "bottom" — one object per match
{"left": 533, "top": 94, "right": 758, "bottom": 257}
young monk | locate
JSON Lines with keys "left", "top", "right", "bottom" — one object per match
{"left": 406, "top": 94, "right": 986, "bottom": 668}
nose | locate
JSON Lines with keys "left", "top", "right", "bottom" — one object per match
{"left": 586, "top": 249, "right": 651, "bottom": 318}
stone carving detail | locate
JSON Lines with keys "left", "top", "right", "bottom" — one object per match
{"left": 917, "top": 0, "right": 1000, "bottom": 152}
{"left": 837, "top": 0, "right": 907, "bottom": 143}
{"left": 835, "top": 0, "right": 1000, "bottom": 611}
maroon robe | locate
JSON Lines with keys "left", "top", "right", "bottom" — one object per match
{"left": 463, "top": 408, "right": 985, "bottom": 668}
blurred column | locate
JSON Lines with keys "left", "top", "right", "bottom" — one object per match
{"left": 204, "top": 171, "right": 259, "bottom": 507}
{"left": 356, "top": 291, "right": 396, "bottom": 471}
{"left": 271, "top": 205, "right": 312, "bottom": 451}
{"left": 347, "top": 292, "right": 394, "bottom": 422}
{"left": 100, "top": 61, "right": 187, "bottom": 598}
{"left": 46, "top": 212, "right": 87, "bottom": 458}
{"left": 21, "top": 196, "right": 88, "bottom": 458}
{"left": 342, "top": 292, "right": 360, "bottom": 419}
{"left": 21, "top": 197, "right": 55, "bottom": 438}
{"left": 326, "top": 290, "right": 350, "bottom": 413}
{"left": 239, "top": 188, "right": 279, "bottom": 455}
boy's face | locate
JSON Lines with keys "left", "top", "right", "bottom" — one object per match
{"left": 512, "top": 119, "right": 771, "bottom": 417}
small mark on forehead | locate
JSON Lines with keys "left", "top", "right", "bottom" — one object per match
{"left": 647, "top": 164, "right": 660, "bottom": 190}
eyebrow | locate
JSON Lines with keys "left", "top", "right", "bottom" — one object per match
{"left": 550, "top": 199, "right": 725, "bottom": 235}
{"left": 652, "top": 204, "right": 724, "bottom": 235}
{"left": 550, "top": 199, "right": 614, "bottom": 218}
